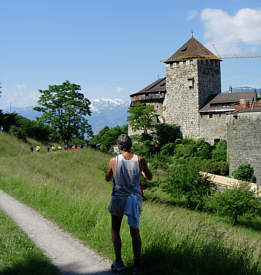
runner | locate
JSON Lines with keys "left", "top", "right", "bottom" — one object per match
{"left": 105, "top": 134, "right": 152, "bottom": 274}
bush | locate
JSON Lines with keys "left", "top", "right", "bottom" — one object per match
{"left": 132, "top": 140, "right": 151, "bottom": 158}
{"left": 194, "top": 139, "right": 211, "bottom": 159}
{"left": 211, "top": 140, "right": 227, "bottom": 162}
{"left": 161, "top": 142, "right": 176, "bottom": 156}
{"left": 200, "top": 159, "right": 229, "bottom": 176}
{"left": 149, "top": 153, "right": 172, "bottom": 171}
{"left": 9, "top": 125, "right": 27, "bottom": 142}
{"left": 210, "top": 182, "right": 257, "bottom": 225}
{"left": 165, "top": 159, "right": 214, "bottom": 209}
{"left": 89, "top": 125, "right": 128, "bottom": 152}
{"left": 232, "top": 164, "right": 255, "bottom": 182}
{"left": 174, "top": 139, "right": 211, "bottom": 160}
{"left": 174, "top": 139, "right": 196, "bottom": 158}
{"left": 154, "top": 123, "right": 181, "bottom": 150}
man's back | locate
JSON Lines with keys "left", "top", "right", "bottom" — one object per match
{"left": 112, "top": 154, "right": 142, "bottom": 199}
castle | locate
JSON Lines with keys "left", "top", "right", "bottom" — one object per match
{"left": 129, "top": 37, "right": 260, "bottom": 144}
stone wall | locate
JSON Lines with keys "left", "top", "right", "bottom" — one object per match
{"left": 163, "top": 59, "right": 200, "bottom": 138}
{"left": 227, "top": 112, "right": 261, "bottom": 184}
{"left": 197, "top": 60, "right": 221, "bottom": 108}
{"left": 200, "top": 113, "right": 227, "bottom": 144}
{"left": 163, "top": 59, "right": 221, "bottom": 139}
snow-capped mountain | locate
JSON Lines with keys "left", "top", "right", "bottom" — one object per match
{"left": 2, "top": 98, "right": 129, "bottom": 135}
{"left": 89, "top": 98, "right": 129, "bottom": 134}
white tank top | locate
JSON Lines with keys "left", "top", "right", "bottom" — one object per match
{"left": 112, "top": 154, "right": 142, "bottom": 199}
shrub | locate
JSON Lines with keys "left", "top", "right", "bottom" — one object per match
{"left": 174, "top": 139, "right": 196, "bottom": 158}
{"left": 211, "top": 140, "right": 227, "bottom": 162}
{"left": 194, "top": 139, "right": 211, "bottom": 159}
{"left": 150, "top": 153, "right": 172, "bottom": 171}
{"left": 165, "top": 159, "right": 214, "bottom": 209}
{"left": 132, "top": 141, "right": 151, "bottom": 158}
{"left": 200, "top": 159, "right": 229, "bottom": 176}
{"left": 154, "top": 123, "right": 181, "bottom": 150}
{"left": 9, "top": 125, "right": 27, "bottom": 142}
{"left": 210, "top": 182, "right": 257, "bottom": 225}
{"left": 161, "top": 142, "right": 176, "bottom": 156}
{"left": 232, "top": 164, "right": 255, "bottom": 182}
{"left": 174, "top": 139, "right": 211, "bottom": 160}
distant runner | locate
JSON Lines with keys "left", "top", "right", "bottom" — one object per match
{"left": 105, "top": 134, "right": 152, "bottom": 274}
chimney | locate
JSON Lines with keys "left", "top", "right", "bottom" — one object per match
{"left": 229, "top": 86, "right": 232, "bottom": 93}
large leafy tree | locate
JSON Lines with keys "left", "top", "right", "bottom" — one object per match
{"left": 127, "top": 102, "right": 158, "bottom": 135}
{"left": 34, "top": 81, "right": 93, "bottom": 144}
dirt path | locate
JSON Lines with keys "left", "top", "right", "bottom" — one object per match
{"left": 0, "top": 190, "right": 112, "bottom": 275}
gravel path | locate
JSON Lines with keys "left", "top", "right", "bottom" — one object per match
{"left": 0, "top": 190, "right": 112, "bottom": 275}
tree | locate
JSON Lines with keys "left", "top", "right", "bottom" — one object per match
{"left": 166, "top": 159, "right": 214, "bottom": 209}
{"left": 213, "top": 182, "right": 257, "bottom": 225}
{"left": 89, "top": 125, "right": 128, "bottom": 152}
{"left": 34, "top": 81, "right": 93, "bottom": 144}
{"left": 127, "top": 102, "right": 158, "bottom": 135}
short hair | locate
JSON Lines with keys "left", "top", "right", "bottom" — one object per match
{"left": 117, "top": 134, "right": 132, "bottom": 152}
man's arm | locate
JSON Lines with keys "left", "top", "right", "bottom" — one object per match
{"left": 105, "top": 157, "right": 116, "bottom": 182}
{"left": 140, "top": 157, "right": 152, "bottom": 180}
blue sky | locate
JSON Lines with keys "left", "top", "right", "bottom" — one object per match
{"left": 1, "top": 0, "right": 261, "bottom": 109}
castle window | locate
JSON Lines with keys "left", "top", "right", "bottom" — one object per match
{"left": 214, "top": 138, "right": 220, "bottom": 144}
{"left": 219, "top": 113, "right": 222, "bottom": 117}
{"left": 170, "top": 63, "right": 173, "bottom": 69}
{"left": 209, "top": 114, "right": 213, "bottom": 118}
{"left": 188, "top": 78, "right": 194, "bottom": 89}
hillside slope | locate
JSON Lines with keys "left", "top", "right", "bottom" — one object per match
{"left": 0, "top": 132, "right": 47, "bottom": 157}
{"left": 0, "top": 134, "right": 261, "bottom": 275}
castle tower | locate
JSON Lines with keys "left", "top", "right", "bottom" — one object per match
{"left": 163, "top": 37, "right": 221, "bottom": 139}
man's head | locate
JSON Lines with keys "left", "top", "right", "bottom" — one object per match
{"left": 117, "top": 134, "right": 132, "bottom": 152}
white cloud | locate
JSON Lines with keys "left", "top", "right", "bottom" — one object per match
{"left": 0, "top": 84, "right": 39, "bottom": 109}
{"left": 200, "top": 8, "right": 261, "bottom": 55}
{"left": 116, "top": 87, "right": 125, "bottom": 93}
{"left": 187, "top": 10, "right": 199, "bottom": 21}
{"left": 15, "top": 83, "right": 27, "bottom": 90}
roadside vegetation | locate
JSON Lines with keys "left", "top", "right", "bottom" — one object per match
{"left": 1, "top": 133, "right": 261, "bottom": 274}
{"left": 0, "top": 209, "right": 60, "bottom": 275}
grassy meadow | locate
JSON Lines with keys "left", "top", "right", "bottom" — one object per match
{"left": 0, "top": 209, "right": 60, "bottom": 275}
{"left": 1, "top": 132, "right": 261, "bottom": 274}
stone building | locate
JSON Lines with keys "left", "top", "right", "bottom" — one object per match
{"left": 129, "top": 37, "right": 260, "bottom": 144}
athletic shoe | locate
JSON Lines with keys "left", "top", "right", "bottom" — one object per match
{"left": 111, "top": 260, "right": 126, "bottom": 273}
{"left": 132, "top": 266, "right": 140, "bottom": 275}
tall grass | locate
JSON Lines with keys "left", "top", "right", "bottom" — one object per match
{"left": 0, "top": 210, "right": 60, "bottom": 275}
{"left": 0, "top": 134, "right": 261, "bottom": 274}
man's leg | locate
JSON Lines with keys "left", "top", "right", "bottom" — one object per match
{"left": 130, "top": 227, "right": 141, "bottom": 267}
{"left": 111, "top": 215, "right": 123, "bottom": 263}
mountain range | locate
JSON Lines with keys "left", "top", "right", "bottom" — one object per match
{"left": 2, "top": 86, "right": 260, "bottom": 135}
{"left": 3, "top": 98, "right": 129, "bottom": 134}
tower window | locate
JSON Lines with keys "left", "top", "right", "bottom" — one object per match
{"left": 188, "top": 78, "right": 194, "bottom": 89}
{"left": 209, "top": 114, "right": 213, "bottom": 118}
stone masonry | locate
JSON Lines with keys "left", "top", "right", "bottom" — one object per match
{"left": 163, "top": 59, "right": 221, "bottom": 139}
{"left": 227, "top": 112, "right": 261, "bottom": 184}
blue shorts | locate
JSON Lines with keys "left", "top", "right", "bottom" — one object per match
{"left": 108, "top": 196, "right": 142, "bottom": 217}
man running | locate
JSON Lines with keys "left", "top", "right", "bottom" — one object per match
{"left": 105, "top": 134, "right": 152, "bottom": 273}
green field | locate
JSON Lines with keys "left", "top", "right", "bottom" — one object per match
{"left": 1, "top": 132, "right": 261, "bottom": 275}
